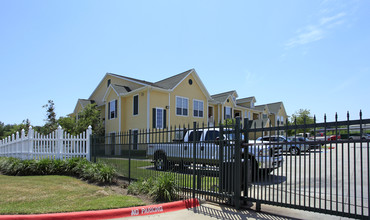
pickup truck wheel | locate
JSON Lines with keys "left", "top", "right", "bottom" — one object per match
{"left": 155, "top": 154, "right": 167, "bottom": 171}
{"left": 290, "top": 147, "right": 301, "bottom": 155}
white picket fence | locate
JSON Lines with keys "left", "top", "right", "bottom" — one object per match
{"left": 0, "top": 126, "right": 92, "bottom": 161}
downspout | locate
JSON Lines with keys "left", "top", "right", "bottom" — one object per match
{"left": 168, "top": 92, "right": 171, "bottom": 141}
{"left": 118, "top": 96, "right": 121, "bottom": 134}
{"left": 147, "top": 87, "right": 151, "bottom": 142}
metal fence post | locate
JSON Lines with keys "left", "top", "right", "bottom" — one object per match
{"left": 129, "top": 130, "right": 132, "bottom": 183}
{"left": 192, "top": 121, "right": 197, "bottom": 199}
{"left": 234, "top": 117, "right": 241, "bottom": 209}
{"left": 243, "top": 118, "right": 250, "bottom": 204}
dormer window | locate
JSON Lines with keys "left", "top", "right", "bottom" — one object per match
{"left": 251, "top": 102, "right": 254, "bottom": 108}
{"left": 107, "top": 79, "right": 111, "bottom": 87}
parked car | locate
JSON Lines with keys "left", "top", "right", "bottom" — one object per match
{"left": 289, "top": 136, "right": 321, "bottom": 149}
{"left": 257, "top": 135, "right": 310, "bottom": 155}
{"left": 349, "top": 133, "right": 370, "bottom": 140}
{"left": 148, "top": 128, "right": 284, "bottom": 177}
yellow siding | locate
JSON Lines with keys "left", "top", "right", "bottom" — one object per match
{"left": 122, "top": 91, "right": 148, "bottom": 132}
{"left": 90, "top": 75, "right": 145, "bottom": 106}
{"left": 105, "top": 90, "right": 119, "bottom": 134}
{"left": 170, "top": 73, "right": 208, "bottom": 126}
{"left": 150, "top": 90, "right": 169, "bottom": 127}
{"left": 75, "top": 102, "right": 83, "bottom": 116}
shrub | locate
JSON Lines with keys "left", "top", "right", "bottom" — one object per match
{"left": 0, "top": 157, "right": 116, "bottom": 184}
{"left": 149, "top": 173, "right": 179, "bottom": 202}
{"left": 128, "top": 177, "right": 154, "bottom": 195}
{"left": 128, "top": 174, "right": 179, "bottom": 202}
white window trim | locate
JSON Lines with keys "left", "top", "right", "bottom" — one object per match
{"left": 133, "top": 94, "right": 139, "bottom": 116}
{"left": 155, "top": 107, "right": 164, "bottom": 129}
{"left": 109, "top": 99, "right": 117, "bottom": 120}
{"left": 225, "top": 106, "right": 232, "bottom": 120}
{"left": 193, "top": 99, "right": 204, "bottom": 118}
{"left": 175, "top": 96, "right": 189, "bottom": 117}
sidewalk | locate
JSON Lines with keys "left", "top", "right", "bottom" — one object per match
{"left": 119, "top": 201, "right": 353, "bottom": 220}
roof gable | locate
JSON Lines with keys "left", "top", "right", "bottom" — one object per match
{"left": 266, "top": 102, "right": 284, "bottom": 114}
{"left": 236, "top": 96, "right": 256, "bottom": 104}
{"left": 73, "top": 99, "right": 94, "bottom": 114}
{"left": 211, "top": 90, "right": 238, "bottom": 105}
{"left": 153, "top": 69, "right": 193, "bottom": 90}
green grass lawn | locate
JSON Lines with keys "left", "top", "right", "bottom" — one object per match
{"left": 0, "top": 175, "right": 145, "bottom": 214}
{"left": 97, "top": 157, "right": 219, "bottom": 191}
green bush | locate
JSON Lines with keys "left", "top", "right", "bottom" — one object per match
{"left": 128, "top": 177, "right": 154, "bottom": 195}
{"left": 149, "top": 173, "right": 179, "bottom": 202}
{"left": 0, "top": 157, "right": 117, "bottom": 184}
{"left": 128, "top": 173, "right": 179, "bottom": 202}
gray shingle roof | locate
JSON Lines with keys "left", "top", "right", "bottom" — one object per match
{"left": 111, "top": 84, "right": 138, "bottom": 95}
{"left": 211, "top": 91, "right": 236, "bottom": 103}
{"left": 250, "top": 118, "right": 270, "bottom": 129}
{"left": 236, "top": 96, "right": 255, "bottom": 104}
{"left": 79, "top": 99, "right": 95, "bottom": 108}
{"left": 108, "top": 69, "right": 194, "bottom": 90}
{"left": 153, "top": 69, "right": 193, "bottom": 89}
{"left": 266, "top": 102, "right": 283, "bottom": 114}
{"left": 254, "top": 105, "right": 267, "bottom": 112}
{"left": 109, "top": 73, "right": 157, "bottom": 87}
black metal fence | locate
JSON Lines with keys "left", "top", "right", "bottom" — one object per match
{"left": 91, "top": 113, "right": 369, "bottom": 219}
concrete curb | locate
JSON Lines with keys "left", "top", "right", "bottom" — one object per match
{"left": 0, "top": 198, "right": 200, "bottom": 220}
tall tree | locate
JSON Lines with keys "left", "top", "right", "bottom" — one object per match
{"left": 288, "top": 109, "right": 315, "bottom": 136}
{"left": 75, "top": 104, "right": 104, "bottom": 135}
{"left": 42, "top": 100, "right": 58, "bottom": 133}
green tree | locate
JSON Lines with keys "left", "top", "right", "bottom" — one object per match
{"left": 42, "top": 100, "right": 58, "bottom": 133}
{"left": 58, "top": 116, "right": 76, "bottom": 134}
{"left": 75, "top": 104, "right": 104, "bottom": 135}
{"left": 288, "top": 109, "right": 315, "bottom": 136}
{"left": 0, "top": 119, "right": 31, "bottom": 139}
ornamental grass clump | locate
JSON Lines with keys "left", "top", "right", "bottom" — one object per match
{"left": 128, "top": 173, "right": 179, "bottom": 202}
{"left": 149, "top": 173, "right": 179, "bottom": 202}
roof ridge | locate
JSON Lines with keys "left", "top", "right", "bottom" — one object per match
{"left": 154, "top": 69, "right": 193, "bottom": 84}
{"left": 108, "top": 73, "right": 155, "bottom": 86}
{"left": 211, "top": 90, "right": 236, "bottom": 97}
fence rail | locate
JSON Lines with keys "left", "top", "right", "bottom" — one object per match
{"left": 91, "top": 113, "right": 369, "bottom": 219}
{"left": 0, "top": 126, "right": 92, "bottom": 160}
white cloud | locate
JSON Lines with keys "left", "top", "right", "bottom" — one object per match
{"left": 286, "top": 26, "right": 324, "bottom": 48}
{"left": 285, "top": 10, "right": 348, "bottom": 49}
{"left": 320, "top": 12, "right": 346, "bottom": 25}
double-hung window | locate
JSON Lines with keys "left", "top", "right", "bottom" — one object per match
{"left": 108, "top": 100, "right": 117, "bottom": 119}
{"left": 133, "top": 95, "right": 138, "bottom": 116}
{"left": 176, "top": 97, "right": 188, "bottom": 116}
{"left": 225, "top": 107, "right": 232, "bottom": 119}
{"left": 193, "top": 100, "right": 204, "bottom": 117}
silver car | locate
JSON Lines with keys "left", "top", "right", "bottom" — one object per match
{"left": 257, "top": 135, "right": 310, "bottom": 155}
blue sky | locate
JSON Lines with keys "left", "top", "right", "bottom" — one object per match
{"left": 1, "top": 0, "right": 369, "bottom": 126}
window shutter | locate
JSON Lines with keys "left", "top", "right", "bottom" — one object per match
{"left": 115, "top": 100, "right": 117, "bottom": 118}
{"left": 224, "top": 107, "right": 226, "bottom": 120}
{"left": 108, "top": 102, "right": 111, "bottom": 119}
{"left": 152, "top": 108, "right": 156, "bottom": 129}
{"left": 133, "top": 95, "right": 138, "bottom": 115}
{"left": 163, "top": 109, "right": 167, "bottom": 128}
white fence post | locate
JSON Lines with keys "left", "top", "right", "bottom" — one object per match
{"left": 86, "top": 125, "right": 92, "bottom": 161}
{"left": 0, "top": 125, "right": 92, "bottom": 161}
{"left": 57, "top": 126, "right": 63, "bottom": 160}
{"left": 21, "top": 129, "right": 25, "bottom": 160}
{"left": 28, "top": 126, "right": 34, "bottom": 160}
